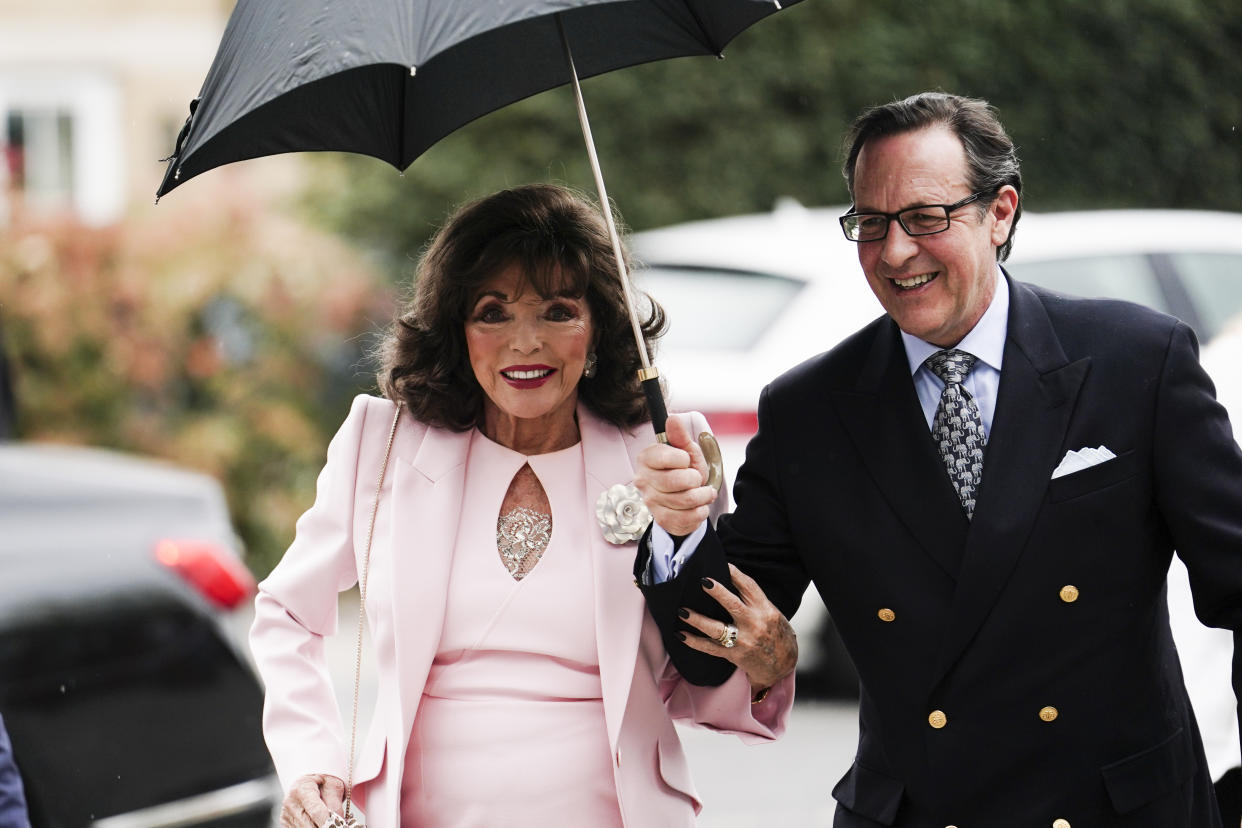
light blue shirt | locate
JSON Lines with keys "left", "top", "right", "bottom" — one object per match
{"left": 648, "top": 269, "right": 1011, "bottom": 583}
{"left": 901, "top": 269, "right": 1008, "bottom": 435}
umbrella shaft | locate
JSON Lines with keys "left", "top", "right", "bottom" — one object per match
{"left": 557, "top": 18, "right": 653, "bottom": 376}
{"left": 558, "top": 16, "right": 668, "bottom": 440}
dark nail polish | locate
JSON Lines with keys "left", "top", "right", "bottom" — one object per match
{"left": 700, "top": 578, "right": 714, "bottom": 589}
{"left": 677, "top": 632, "right": 686, "bottom": 642}
{"left": 677, "top": 608, "right": 689, "bottom": 619}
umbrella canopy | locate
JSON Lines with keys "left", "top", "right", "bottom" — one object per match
{"left": 156, "top": 0, "right": 799, "bottom": 197}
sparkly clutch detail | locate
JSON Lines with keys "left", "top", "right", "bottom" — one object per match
{"left": 595, "top": 483, "right": 652, "bottom": 544}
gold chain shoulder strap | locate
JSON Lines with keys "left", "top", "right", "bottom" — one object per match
{"left": 340, "top": 401, "right": 402, "bottom": 826}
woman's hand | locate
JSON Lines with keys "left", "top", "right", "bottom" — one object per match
{"left": 280, "top": 774, "right": 347, "bottom": 828}
{"left": 679, "top": 564, "right": 798, "bottom": 693}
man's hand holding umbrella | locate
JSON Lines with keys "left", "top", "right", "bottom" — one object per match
{"left": 636, "top": 414, "right": 798, "bottom": 696}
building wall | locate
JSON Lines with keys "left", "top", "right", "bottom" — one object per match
{"left": 0, "top": 0, "right": 297, "bottom": 224}
{"left": 0, "top": 0, "right": 228, "bottom": 13}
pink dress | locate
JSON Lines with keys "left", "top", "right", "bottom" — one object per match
{"left": 399, "top": 430, "right": 624, "bottom": 827}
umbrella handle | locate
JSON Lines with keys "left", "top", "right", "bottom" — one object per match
{"left": 699, "top": 433, "right": 724, "bottom": 491}
{"left": 642, "top": 370, "right": 723, "bottom": 491}
{"left": 639, "top": 370, "right": 668, "bottom": 442}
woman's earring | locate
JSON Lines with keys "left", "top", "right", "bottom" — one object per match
{"left": 583, "top": 352, "right": 598, "bottom": 378}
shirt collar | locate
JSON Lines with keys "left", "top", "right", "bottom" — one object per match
{"left": 901, "top": 268, "right": 1009, "bottom": 375}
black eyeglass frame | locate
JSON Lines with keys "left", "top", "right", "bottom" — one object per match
{"left": 838, "top": 192, "right": 989, "bottom": 242}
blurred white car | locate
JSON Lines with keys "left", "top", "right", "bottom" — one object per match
{"left": 631, "top": 203, "right": 1242, "bottom": 696}
{"left": 1180, "top": 322, "right": 1242, "bottom": 793}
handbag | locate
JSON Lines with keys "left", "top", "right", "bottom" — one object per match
{"left": 329, "top": 401, "right": 402, "bottom": 828}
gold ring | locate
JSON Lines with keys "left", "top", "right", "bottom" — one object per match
{"left": 717, "top": 623, "right": 738, "bottom": 648}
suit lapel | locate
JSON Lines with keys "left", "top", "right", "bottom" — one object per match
{"left": 931, "top": 279, "right": 1091, "bottom": 687}
{"left": 578, "top": 406, "right": 646, "bottom": 752}
{"left": 832, "top": 318, "right": 970, "bottom": 577}
{"left": 389, "top": 424, "right": 472, "bottom": 737}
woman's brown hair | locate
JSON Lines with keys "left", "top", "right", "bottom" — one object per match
{"left": 378, "top": 184, "right": 666, "bottom": 430}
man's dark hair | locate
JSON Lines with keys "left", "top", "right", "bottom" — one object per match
{"left": 842, "top": 91, "right": 1023, "bottom": 262}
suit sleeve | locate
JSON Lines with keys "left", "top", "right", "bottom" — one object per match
{"left": 249, "top": 394, "right": 375, "bottom": 790}
{"left": 717, "top": 385, "right": 815, "bottom": 619}
{"left": 1153, "top": 323, "right": 1242, "bottom": 770}
{"left": 635, "top": 523, "right": 738, "bottom": 686}
{"left": 636, "top": 396, "right": 814, "bottom": 685}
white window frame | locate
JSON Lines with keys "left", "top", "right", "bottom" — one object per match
{"left": 0, "top": 67, "right": 124, "bottom": 225}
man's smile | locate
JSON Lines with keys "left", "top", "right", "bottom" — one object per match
{"left": 892, "top": 272, "right": 939, "bottom": 290}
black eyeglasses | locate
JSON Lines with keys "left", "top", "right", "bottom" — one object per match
{"left": 839, "top": 192, "right": 986, "bottom": 242}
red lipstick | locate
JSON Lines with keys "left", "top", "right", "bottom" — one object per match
{"left": 500, "top": 364, "right": 555, "bottom": 389}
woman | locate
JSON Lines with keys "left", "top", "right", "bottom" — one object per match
{"left": 250, "top": 184, "right": 794, "bottom": 828}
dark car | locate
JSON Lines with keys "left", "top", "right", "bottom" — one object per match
{"left": 0, "top": 437, "right": 279, "bottom": 826}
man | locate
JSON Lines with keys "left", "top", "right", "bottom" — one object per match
{"left": 635, "top": 92, "right": 1242, "bottom": 827}
{"left": 0, "top": 714, "right": 30, "bottom": 828}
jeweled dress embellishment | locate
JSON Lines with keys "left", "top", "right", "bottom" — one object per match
{"left": 496, "top": 506, "right": 552, "bottom": 580}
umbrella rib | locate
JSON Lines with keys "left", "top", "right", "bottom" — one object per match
{"left": 400, "top": 65, "right": 409, "bottom": 169}
{"left": 678, "top": 0, "right": 723, "bottom": 57}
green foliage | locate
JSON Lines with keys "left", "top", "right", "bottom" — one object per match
{"left": 0, "top": 203, "right": 394, "bottom": 576}
{"left": 306, "top": 0, "right": 1241, "bottom": 268}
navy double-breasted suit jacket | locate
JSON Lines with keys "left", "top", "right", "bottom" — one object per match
{"left": 641, "top": 277, "right": 1242, "bottom": 827}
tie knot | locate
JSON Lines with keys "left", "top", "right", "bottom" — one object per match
{"left": 926, "top": 349, "right": 978, "bottom": 385}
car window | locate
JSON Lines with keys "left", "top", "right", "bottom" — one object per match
{"left": 635, "top": 266, "right": 804, "bottom": 351}
{"left": 1005, "top": 254, "right": 1169, "bottom": 315}
{"left": 1166, "top": 253, "right": 1242, "bottom": 340}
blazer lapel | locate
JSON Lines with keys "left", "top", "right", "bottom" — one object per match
{"left": 931, "top": 278, "right": 1091, "bottom": 687}
{"left": 832, "top": 318, "right": 970, "bottom": 577}
{"left": 388, "top": 425, "right": 472, "bottom": 738}
{"left": 578, "top": 406, "right": 647, "bottom": 752}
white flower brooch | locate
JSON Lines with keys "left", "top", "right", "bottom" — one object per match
{"left": 595, "top": 483, "right": 652, "bottom": 545}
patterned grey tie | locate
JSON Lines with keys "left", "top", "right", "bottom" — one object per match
{"left": 926, "top": 349, "right": 987, "bottom": 519}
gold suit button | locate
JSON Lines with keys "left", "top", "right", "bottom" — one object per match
{"left": 1053, "top": 820, "right": 1071, "bottom": 828}
{"left": 1039, "top": 706, "right": 1059, "bottom": 722}
{"left": 1059, "top": 585, "right": 1079, "bottom": 603}
{"left": 878, "top": 608, "right": 896, "bottom": 622}
{"left": 928, "top": 710, "right": 947, "bottom": 729}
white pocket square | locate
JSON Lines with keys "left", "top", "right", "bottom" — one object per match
{"left": 1051, "top": 445, "right": 1117, "bottom": 479}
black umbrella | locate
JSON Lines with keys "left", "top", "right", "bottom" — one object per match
{"left": 157, "top": 0, "right": 801, "bottom": 451}
{"left": 155, "top": 1, "right": 798, "bottom": 197}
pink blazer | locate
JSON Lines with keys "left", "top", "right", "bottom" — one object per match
{"left": 250, "top": 395, "right": 793, "bottom": 828}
